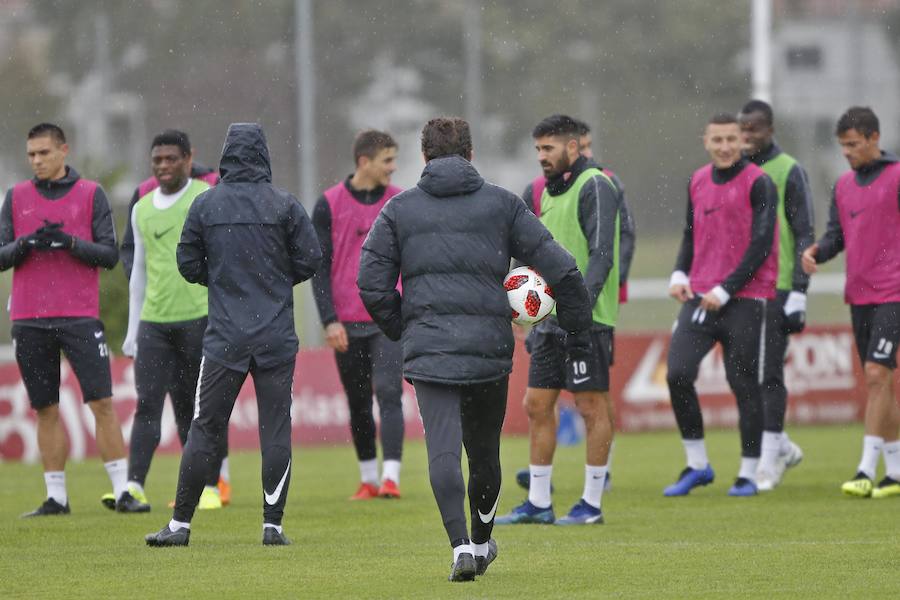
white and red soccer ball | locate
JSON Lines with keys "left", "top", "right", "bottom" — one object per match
{"left": 504, "top": 266, "right": 555, "bottom": 326}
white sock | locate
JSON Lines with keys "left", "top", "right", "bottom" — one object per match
{"left": 779, "top": 431, "right": 793, "bottom": 454}
{"left": 858, "top": 435, "right": 884, "bottom": 480}
{"left": 527, "top": 464, "right": 553, "bottom": 508}
{"left": 739, "top": 457, "right": 759, "bottom": 481}
{"left": 263, "top": 523, "right": 283, "bottom": 533}
{"left": 453, "top": 543, "right": 473, "bottom": 562}
{"left": 359, "top": 458, "right": 378, "bottom": 485}
{"left": 127, "top": 480, "right": 145, "bottom": 496}
{"left": 104, "top": 459, "right": 128, "bottom": 500}
{"left": 382, "top": 459, "right": 401, "bottom": 484}
{"left": 682, "top": 439, "right": 709, "bottom": 470}
{"left": 759, "top": 431, "right": 783, "bottom": 473}
{"left": 44, "top": 471, "right": 67, "bottom": 505}
{"left": 219, "top": 457, "right": 230, "bottom": 482}
{"left": 168, "top": 519, "right": 190, "bottom": 532}
{"left": 472, "top": 541, "right": 489, "bottom": 558}
{"left": 582, "top": 464, "right": 607, "bottom": 509}
{"left": 883, "top": 440, "right": 900, "bottom": 479}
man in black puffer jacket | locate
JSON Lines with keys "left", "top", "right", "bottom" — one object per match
{"left": 358, "top": 117, "right": 593, "bottom": 582}
{"left": 144, "top": 123, "right": 322, "bottom": 548}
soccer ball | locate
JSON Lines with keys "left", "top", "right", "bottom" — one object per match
{"left": 504, "top": 266, "right": 555, "bottom": 326}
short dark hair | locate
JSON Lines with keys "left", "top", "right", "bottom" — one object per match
{"left": 353, "top": 129, "right": 397, "bottom": 166}
{"left": 708, "top": 112, "right": 738, "bottom": 126}
{"left": 574, "top": 118, "right": 591, "bottom": 137}
{"left": 740, "top": 99, "right": 774, "bottom": 126}
{"left": 151, "top": 129, "right": 191, "bottom": 156}
{"left": 836, "top": 106, "right": 879, "bottom": 137}
{"left": 421, "top": 117, "right": 472, "bottom": 162}
{"left": 532, "top": 114, "right": 581, "bottom": 140}
{"left": 28, "top": 123, "right": 66, "bottom": 145}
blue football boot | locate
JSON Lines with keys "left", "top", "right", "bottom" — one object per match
{"left": 727, "top": 477, "right": 758, "bottom": 497}
{"left": 555, "top": 499, "right": 604, "bottom": 525}
{"left": 494, "top": 499, "right": 555, "bottom": 525}
{"left": 663, "top": 465, "right": 715, "bottom": 496}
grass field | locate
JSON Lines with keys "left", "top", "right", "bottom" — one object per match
{"left": 1, "top": 425, "right": 898, "bottom": 599}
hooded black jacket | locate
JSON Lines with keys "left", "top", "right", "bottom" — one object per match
{"left": 358, "top": 155, "right": 592, "bottom": 385}
{"left": 177, "top": 123, "right": 322, "bottom": 371}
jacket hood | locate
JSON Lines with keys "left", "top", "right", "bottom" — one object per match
{"left": 876, "top": 151, "right": 899, "bottom": 165}
{"left": 417, "top": 155, "right": 484, "bottom": 198}
{"left": 219, "top": 123, "right": 272, "bottom": 183}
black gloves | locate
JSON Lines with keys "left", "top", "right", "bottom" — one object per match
{"left": 17, "top": 232, "right": 48, "bottom": 251}
{"left": 782, "top": 291, "right": 807, "bottom": 334}
{"left": 15, "top": 221, "right": 74, "bottom": 253}
{"left": 37, "top": 221, "right": 74, "bottom": 250}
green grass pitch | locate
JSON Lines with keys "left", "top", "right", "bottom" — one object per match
{"left": 1, "top": 425, "right": 898, "bottom": 599}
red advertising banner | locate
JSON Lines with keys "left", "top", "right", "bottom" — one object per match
{"left": 0, "top": 325, "right": 868, "bottom": 463}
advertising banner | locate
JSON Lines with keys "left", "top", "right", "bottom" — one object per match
{"left": 0, "top": 326, "right": 867, "bottom": 462}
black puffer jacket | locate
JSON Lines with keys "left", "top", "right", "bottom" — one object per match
{"left": 358, "top": 155, "right": 592, "bottom": 385}
{"left": 177, "top": 123, "right": 322, "bottom": 370}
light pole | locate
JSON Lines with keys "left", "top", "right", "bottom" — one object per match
{"left": 751, "top": 0, "right": 773, "bottom": 102}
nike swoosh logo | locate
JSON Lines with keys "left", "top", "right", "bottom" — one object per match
{"left": 703, "top": 206, "right": 722, "bottom": 216}
{"left": 264, "top": 459, "right": 291, "bottom": 505}
{"left": 94, "top": 331, "right": 103, "bottom": 339}
{"left": 573, "top": 376, "right": 591, "bottom": 384}
{"left": 153, "top": 226, "right": 175, "bottom": 240}
{"left": 850, "top": 209, "right": 865, "bottom": 219}
{"left": 477, "top": 493, "right": 500, "bottom": 523}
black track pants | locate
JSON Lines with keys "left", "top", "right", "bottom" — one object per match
{"left": 334, "top": 331, "right": 404, "bottom": 462}
{"left": 667, "top": 297, "right": 766, "bottom": 458}
{"left": 173, "top": 356, "right": 294, "bottom": 525}
{"left": 761, "top": 291, "right": 791, "bottom": 433}
{"left": 129, "top": 318, "right": 225, "bottom": 487}
{"left": 412, "top": 377, "right": 507, "bottom": 546}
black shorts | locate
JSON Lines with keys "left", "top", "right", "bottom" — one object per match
{"left": 527, "top": 326, "right": 613, "bottom": 392}
{"left": 850, "top": 303, "right": 900, "bottom": 369}
{"left": 12, "top": 319, "right": 113, "bottom": 409}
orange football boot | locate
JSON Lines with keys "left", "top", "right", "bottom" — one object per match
{"left": 349, "top": 482, "right": 379, "bottom": 500}
{"left": 378, "top": 479, "right": 401, "bottom": 499}
{"left": 217, "top": 477, "right": 232, "bottom": 506}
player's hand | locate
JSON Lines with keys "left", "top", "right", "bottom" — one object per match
{"left": 122, "top": 337, "right": 137, "bottom": 359}
{"left": 801, "top": 244, "right": 819, "bottom": 275}
{"left": 37, "top": 223, "right": 74, "bottom": 250}
{"left": 324, "top": 322, "right": 349, "bottom": 353}
{"left": 16, "top": 232, "right": 49, "bottom": 251}
{"left": 782, "top": 291, "right": 807, "bottom": 334}
{"left": 669, "top": 283, "right": 694, "bottom": 303}
{"left": 699, "top": 292, "right": 723, "bottom": 312}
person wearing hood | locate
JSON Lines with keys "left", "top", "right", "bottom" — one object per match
{"left": 738, "top": 100, "right": 814, "bottom": 491}
{"left": 497, "top": 114, "right": 621, "bottom": 528}
{"left": 803, "top": 107, "right": 900, "bottom": 500}
{"left": 0, "top": 123, "right": 139, "bottom": 516}
{"left": 358, "top": 116, "right": 593, "bottom": 581}
{"left": 144, "top": 123, "right": 322, "bottom": 547}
